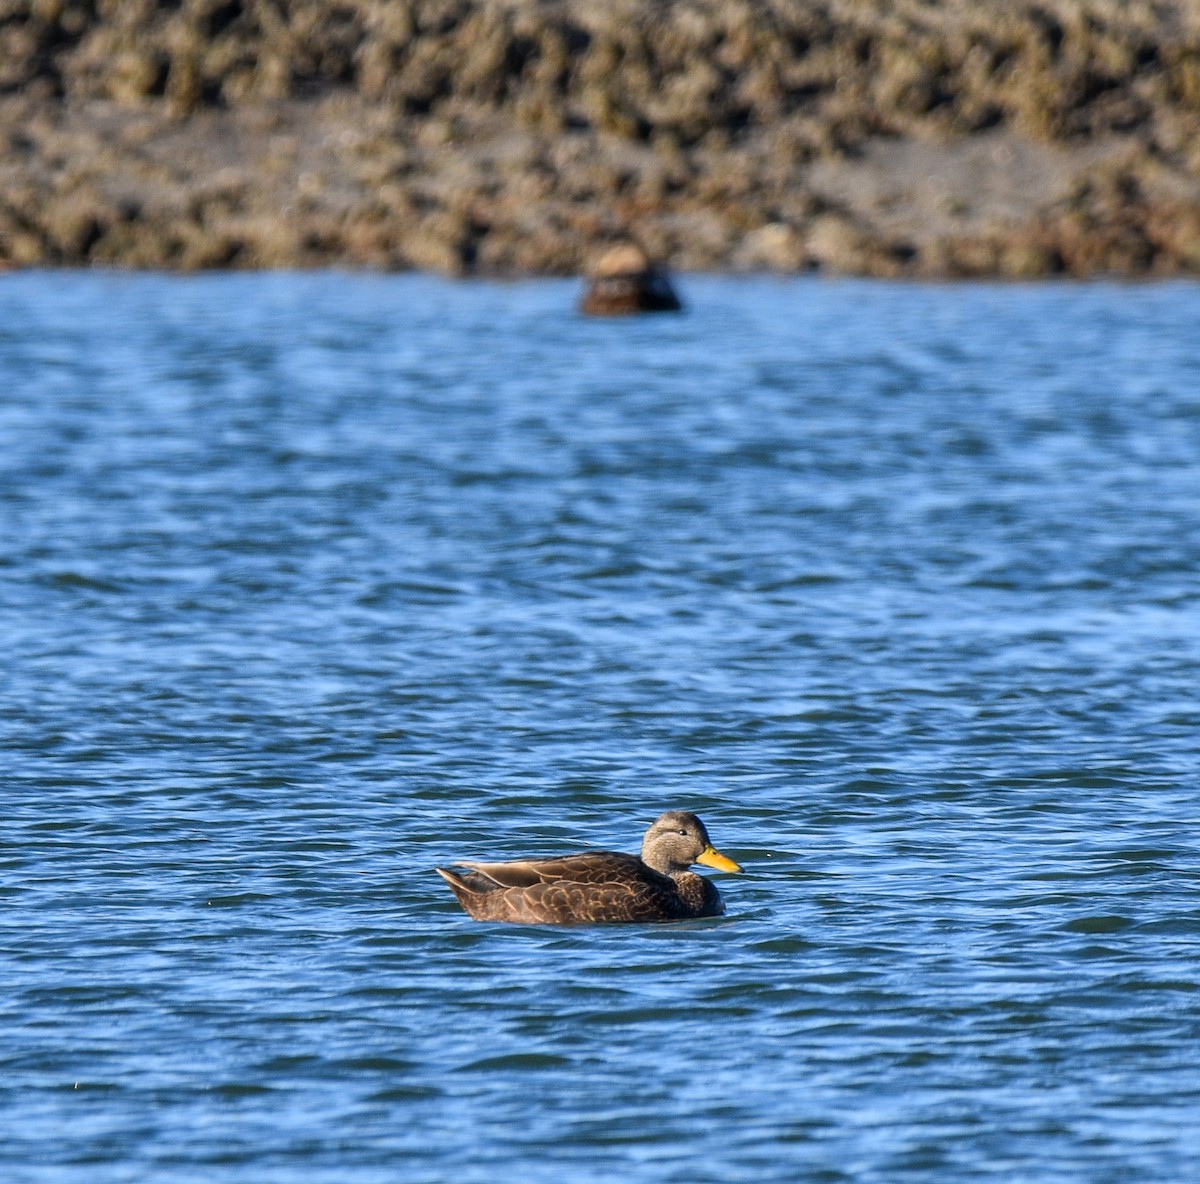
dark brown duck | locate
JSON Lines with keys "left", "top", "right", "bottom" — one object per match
{"left": 435, "top": 811, "right": 742, "bottom": 924}
{"left": 579, "top": 244, "right": 682, "bottom": 317}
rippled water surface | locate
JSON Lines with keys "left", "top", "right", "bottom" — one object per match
{"left": 3, "top": 272, "right": 1199, "bottom": 1182}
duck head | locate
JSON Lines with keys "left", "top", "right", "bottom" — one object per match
{"left": 641, "top": 811, "right": 742, "bottom": 876}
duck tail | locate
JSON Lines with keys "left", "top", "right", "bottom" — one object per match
{"left": 437, "top": 865, "right": 499, "bottom": 919}
{"left": 436, "top": 865, "right": 481, "bottom": 903}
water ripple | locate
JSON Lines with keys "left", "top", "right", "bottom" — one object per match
{"left": 2, "top": 274, "right": 1200, "bottom": 1182}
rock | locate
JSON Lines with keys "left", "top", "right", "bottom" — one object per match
{"left": 3, "top": 3, "right": 1200, "bottom": 278}
{"left": 734, "top": 222, "right": 805, "bottom": 271}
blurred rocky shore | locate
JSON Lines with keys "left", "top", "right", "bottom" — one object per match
{"left": 3, "top": 0, "right": 1200, "bottom": 276}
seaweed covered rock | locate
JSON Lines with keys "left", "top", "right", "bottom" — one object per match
{"left": 3, "top": 1, "right": 1200, "bottom": 276}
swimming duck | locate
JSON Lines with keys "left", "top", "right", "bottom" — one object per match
{"left": 580, "top": 243, "right": 683, "bottom": 316}
{"left": 435, "top": 811, "right": 742, "bottom": 924}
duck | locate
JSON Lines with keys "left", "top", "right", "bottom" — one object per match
{"left": 435, "top": 810, "right": 741, "bottom": 924}
{"left": 579, "top": 243, "right": 683, "bottom": 316}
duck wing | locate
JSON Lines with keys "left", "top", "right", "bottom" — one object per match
{"left": 457, "top": 850, "right": 649, "bottom": 889}
{"left": 442, "top": 851, "right": 693, "bottom": 923}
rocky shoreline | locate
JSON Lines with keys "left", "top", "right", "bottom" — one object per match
{"left": 3, "top": 0, "right": 1200, "bottom": 277}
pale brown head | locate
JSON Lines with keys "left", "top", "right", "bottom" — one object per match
{"left": 591, "top": 242, "right": 651, "bottom": 278}
{"left": 640, "top": 811, "right": 742, "bottom": 876}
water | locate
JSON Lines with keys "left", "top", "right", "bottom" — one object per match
{"left": 2, "top": 271, "right": 1199, "bottom": 1182}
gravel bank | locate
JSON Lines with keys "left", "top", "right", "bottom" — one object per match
{"left": 3, "top": 0, "right": 1200, "bottom": 275}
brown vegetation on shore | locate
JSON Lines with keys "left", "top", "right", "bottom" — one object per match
{"left": 2, "top": 0, "right": 1199, "bottom": 275}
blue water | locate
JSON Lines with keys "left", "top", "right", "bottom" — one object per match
{"left": 2, "top": 272, "right": 1199, "bottom": 1182}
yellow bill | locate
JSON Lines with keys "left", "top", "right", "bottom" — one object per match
{"left": 695, "top": 845, "right": 743, "bottom": 873}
